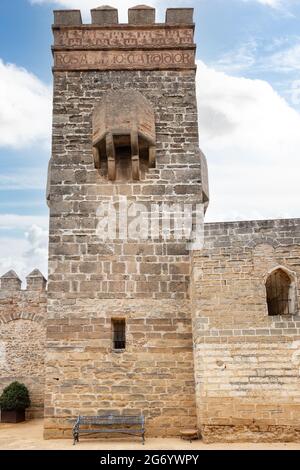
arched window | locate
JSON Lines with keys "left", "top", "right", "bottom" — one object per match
{"left": 265, "top": 267, "right": 297, "bottom": 316}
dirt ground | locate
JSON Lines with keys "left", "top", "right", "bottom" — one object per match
{"left": 0, "top": 420, "right": 300, "bottom": 450}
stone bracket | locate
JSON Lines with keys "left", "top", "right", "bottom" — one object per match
{"left": 106, "top": 133, "right": 116, "bottom": 181}
{"left": 131, "top": 131, "right": 140, "bottom": 181}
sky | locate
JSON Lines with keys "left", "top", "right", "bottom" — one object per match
{"left": 0, "top": 0, "right": 300, "bottom": 281}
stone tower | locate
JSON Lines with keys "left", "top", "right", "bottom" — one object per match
{"left": 46, "top": 5, "right": 209, "bottom": 438}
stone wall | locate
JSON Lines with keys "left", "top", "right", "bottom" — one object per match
{"left": 45, "top": 5, "right": 300, "bottom": 442}
{"left": 45, "top": 7, "right": 204, "bottom": 438}
{"left": 46, "top": 74, "right": 200, "bottom": 433}
{"left": 192, "top": 219, "right": 300, "bottom": 442}
{"left": 45, "top": 299, "right": 196, "bottom": 437}
{"left": 0, "top": 271, "right": 47, "bottom": 418}
{"left": 49, "top": 69, "right": 202, "bottom": 299}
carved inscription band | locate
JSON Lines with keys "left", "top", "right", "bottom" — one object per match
{"left": 54, "top": 50, "right": 196, "bottom": 71}
{"left": 54, "top": 28, "right": 195, "bottom": 49}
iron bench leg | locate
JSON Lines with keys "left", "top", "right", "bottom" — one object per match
{"left": 73, "top": 426, "right": 79, "bottom": 445}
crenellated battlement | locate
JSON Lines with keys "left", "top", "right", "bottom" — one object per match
{"left": 52, "top": 5, "right": 196, "bottom": 72}
{"left": 53, "top": 6, "right": 194, "bottom": 27}
{"left": 0, "top": 269, "right": 47, "bottom": 293}
{"left": 0, "top": 267, "right": 47, "bottom": 330}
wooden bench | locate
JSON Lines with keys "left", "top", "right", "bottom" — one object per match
{"left": 72, "top": 414, "right": 145, "bottom": 445}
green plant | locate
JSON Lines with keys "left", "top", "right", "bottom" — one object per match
{"left": 0, "top": 382, "right": 30, "bottom": 411}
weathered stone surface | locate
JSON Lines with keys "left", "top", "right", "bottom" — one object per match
{"left": 0, "top": 270, "right": 22, "bottom": 291}
{"left": 2, "top": 5, "right": 299, "bottom": 445}
{"left": 0, "top": 273, "right": 47, "bottom": 419}
{"left": 53, "top": 50, "right": 196, "bottom": 71}
{"left": 54, "top": 10, "right": 82, "bottom": 26}
{"left": 192, "top": 218, "right": 300, "bottom": 442}
{"left": 165, "top": 8, "right": 194, "bottom": 24}
{"left": 53, "top": 27, "right": 194, "bottom": 49}
{"left": 128, "top": 5, "right": 155, "bottom": 25}
{"left": 91, "top": 6, "right": 118, "bottom": 25}
{"left": 93, "top": 90, "right": 155, "bottom": 147}
{"left": 46, "top": 4, "right": 204, "bottom": 439}
{"left": 52, "top": 7, "right": 196, "bottom": 73}
{"left": 26, "top": 269, "right": 47, "bottom": 291}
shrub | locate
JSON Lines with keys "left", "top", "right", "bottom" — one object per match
{"left": 0, "top": 382, "right": 31, "bottom": 411}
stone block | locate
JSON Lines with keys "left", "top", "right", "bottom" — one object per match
{"left": 54, "top": 10, "right": 82, "bottom": 26}
{"left": 0, "top": 270, "right": 22, "bottom": 291}
{"left": 26, "top": 269, "right": 47, "bottom": 291}
{"left": 128, "top": 5, "right": 155, "bottom": 24}
{"left": 140, "top": 263, "right": 161, "bottom": 275}
{"left": 91, "top": 6, "right": 118, "bottom": 25}
{"left": 165, "top": 8, "right": 194, "bottom": 24}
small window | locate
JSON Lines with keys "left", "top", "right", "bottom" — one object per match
{"left": 112, "top": 319, "right": 126, "bottom": 350}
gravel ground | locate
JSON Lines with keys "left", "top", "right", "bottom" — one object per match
{"left": 0, "top": 420, "right": 299, "bottom": 450}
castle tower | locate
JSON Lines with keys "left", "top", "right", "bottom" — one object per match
{"left": 46, "top": 5, "right": 209, "bottom": 438}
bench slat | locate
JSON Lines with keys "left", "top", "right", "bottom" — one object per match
{"left": 77, "top": 415, "right": 143, "bottom": 425}
{"left": 77, "top": 429, "right": 143, "bottom": 434}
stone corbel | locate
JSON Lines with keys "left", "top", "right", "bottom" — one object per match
{"left": 149, "top": 146, "right": 156, "bottom": 168}
{"left": 106, "top": 133, "right": 116, "bottom": 181}
{"left": 131, "top": 131, "right": 140, "bottom": 180}
{"left": 93, "top": 146, "right": 101, "bottom": 169}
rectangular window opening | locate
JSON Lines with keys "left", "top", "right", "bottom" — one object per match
{"left": 112, "top": 319, "right": 126, "bottom": 350}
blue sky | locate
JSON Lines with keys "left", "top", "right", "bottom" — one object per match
{"left": 0, "top": 0, "right": 300, "bottom": 280}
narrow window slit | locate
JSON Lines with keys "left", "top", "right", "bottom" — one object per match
{"left": 112, "top": 319, "right": 126, "bottom": 350}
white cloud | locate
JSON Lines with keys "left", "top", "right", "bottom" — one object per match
{"left": 0, "top": 214, "right": 48, "bottom": 231}
{"left": 0, "top": 217, "right": 48, "bottom": 282}
{"left": 0, "top": 169, "right": 47, "bottom": 190}
{"left": 210, "top": 36, "right": 300, "bottom": 112}
{"left": 0, "top": 225, "right": 48, "bottom": 283}
{"left": 211, "top": 36, "right": 300, "bottom": 73}
{"left": 245, "top": 0, "right": 299, "bottom": 8}
{"left": 212, "top": 40, "right": 258, "bottom": 73}
{"left": 29, "top": 0, "right": 300, "bottom": 20}
{"left": 254, "top": 0, "right": 283, "bottom": 6}
{"left": 268, "top": 43, "right": 300, "bottom": 71}
{"left": 30, "top": 0, "right": 195, "bottom": 21}
{"left": 24, "top": 224, "right": 48, "bottom": 266}
{"left": 0, "top": 59, "right": 52, "bottom": 149}
{"left": 196, "top": 60, "right": 300, "bottom": 222}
